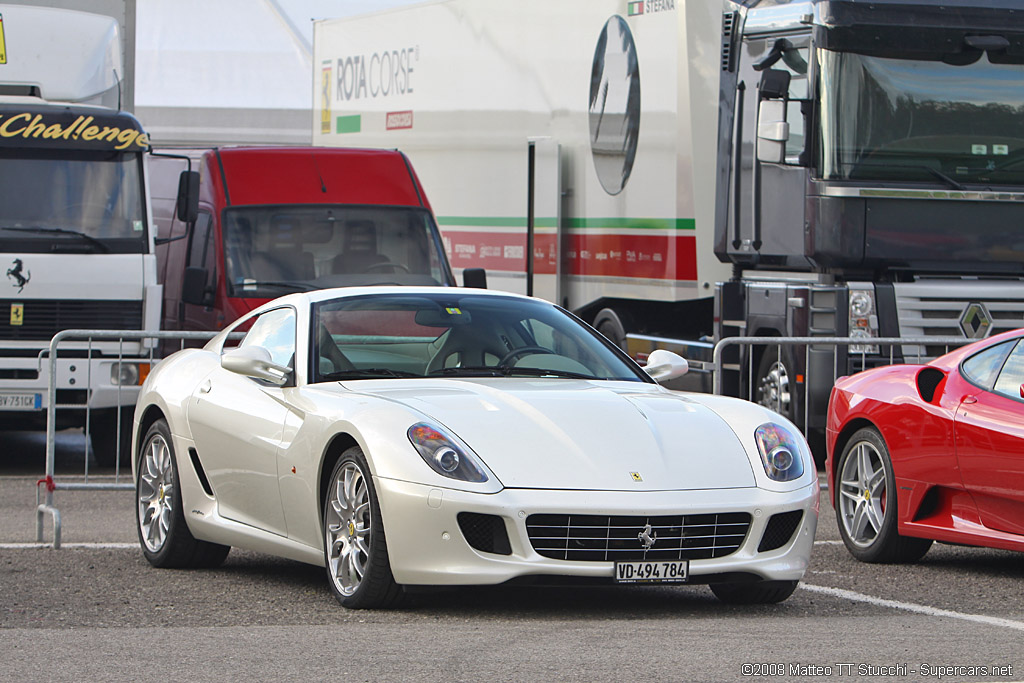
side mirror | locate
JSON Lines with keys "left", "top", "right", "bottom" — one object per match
{"left": 221, "top": 346, "right": 291, "bottom": 386}
{"left": 1020, "top": 382, "right": 1024, "bottom": 399}
{"left": 176, "top": 170, "right": 200, "bottom": 224}
{"left": 182, "top": 266, "right": 212, "bottom": 307}
{"left": 643, "top": 349, "right": 689, "bottom": 383}
{"left": 756, "top": 99, "right": 789, "bottom": 164}
{"left": 463, "top": 267, "right": 487, "bottom": 289}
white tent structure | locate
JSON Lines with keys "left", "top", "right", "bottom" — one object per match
{"left": 135, "top": 0, "right": 415, "bottom": 146}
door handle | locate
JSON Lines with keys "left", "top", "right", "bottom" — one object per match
{"left": 962, "top": 395, "right": 977, "bottom": 405}
{"left": 199, "top": 379, "right": 212, "bottom": 394}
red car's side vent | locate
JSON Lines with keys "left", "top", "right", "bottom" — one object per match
{"left": 916, "top": 367, "right": 946, "bottom": 404}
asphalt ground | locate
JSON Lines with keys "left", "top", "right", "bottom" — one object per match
{"left": 1, "top": 429, "right": 1023, "bottom": 682}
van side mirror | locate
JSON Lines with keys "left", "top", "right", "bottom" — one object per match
{"left": 756, "top": 99, "right": 789, "bottom": 164}
{"left": 182, "top": 266, "right": 212, "bottom": 306}
{"left": 463, "top": 268, "right": 487, "bottom": 289}
{"left": 176, "top": 171, "right": 200, "bottom": 223}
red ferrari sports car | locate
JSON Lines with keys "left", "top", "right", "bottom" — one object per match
{"left": 827, "top": 328, "right": 1024, "bottom": 562}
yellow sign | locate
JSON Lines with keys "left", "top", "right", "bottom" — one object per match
{"left": 0, "top": 13, "right": 7, "bottom": 64}
{"left": 0, "top": 113, "right": 149, "bottom": 150}
{"left": 630, "top": 471, "right": 643, "bottom": 482}
{"left": 321, "top": 61, "right": 332, "bottom": 135}
{"left": 10, "top": 303, "right": 23, "bottom": 326}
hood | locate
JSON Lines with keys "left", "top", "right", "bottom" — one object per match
{"left": 346, "top": 379, "right": 757, "bottom": 492}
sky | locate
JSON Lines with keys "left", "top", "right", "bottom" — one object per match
{"left": 135, "top": 0, "right": 422, "bottom": 109}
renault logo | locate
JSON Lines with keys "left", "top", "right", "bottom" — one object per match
{"left": 960, "top": 303, "right": 993, "bottom": 339}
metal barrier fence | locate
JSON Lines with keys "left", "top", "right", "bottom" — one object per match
{"left": 711, "top": 335, "right": 974, "bottom": 435}
{"left": 36, "top": 329, "right": 232, "bottom": 548}
{"left": 32, "top": 330, "right": 977, "bottom": 547}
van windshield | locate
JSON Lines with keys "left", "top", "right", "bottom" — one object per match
{"left": 222, "top": 205, "right": 454, "bottom": 297}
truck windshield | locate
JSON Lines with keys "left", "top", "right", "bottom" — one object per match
{"left": 0, "top": 150, "right": 147, "bottom": 253}
{"left": 222, "top": 205, "right": 453, "bottom": 297}
{"left": 819, "top": 51, "right": 1024, "bottom": 187}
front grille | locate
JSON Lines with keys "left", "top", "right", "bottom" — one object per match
{"left": 526, "top": 512, "right": 751, "bottom": 562}
{"left": 758, "top": 510, "right": 803, "bottom": 552}
{"left": 0, "top": 299, "right": 144, "bottom": 342}
{"left": 894, "top": 283, "right": 1024, "bottom": 358}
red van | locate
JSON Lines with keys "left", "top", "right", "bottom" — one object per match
{"left": 150, "top": 147, "right": 468, "bottom": 333}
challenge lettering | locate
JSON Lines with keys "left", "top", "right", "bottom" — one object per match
{"left": 0, "top": 113, "right": 150, "bottom": 150}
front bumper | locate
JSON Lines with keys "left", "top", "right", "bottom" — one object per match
{"left": 376, "top": 478, "right": 819, "bottom": 586}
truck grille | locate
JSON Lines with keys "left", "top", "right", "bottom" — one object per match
{"left": 526, "top": 512, "right": 751, "bottom": 562}
{"left": 0, "top": 299, "right": 144, "bottom": 342}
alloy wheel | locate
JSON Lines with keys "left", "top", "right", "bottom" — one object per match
{"left": 325, "top": 461, "right": 372, "bottom": 596}
{"left": 138, "top": 433, "right": 175, "bottom": 553}
{"left": 838, "top": 439, "right": 887, "bottom": 547}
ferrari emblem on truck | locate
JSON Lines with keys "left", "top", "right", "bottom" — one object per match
{"left": 6, "top": 258, "right": 30, "bottom": 292}
{"left": 0, "top": 13, "right": 7, "bottom": 64}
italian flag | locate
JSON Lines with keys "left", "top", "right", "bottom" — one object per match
{"left": 628, "top": 1, "right": 644, "bottom": 16}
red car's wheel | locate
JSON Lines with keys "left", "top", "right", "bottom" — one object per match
{"left": 835, "top": 427, "right": 932, "bottom": 563}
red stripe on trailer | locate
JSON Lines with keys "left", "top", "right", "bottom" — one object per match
{"left": 442, "top": 230, "right": 698, "bottom": 282}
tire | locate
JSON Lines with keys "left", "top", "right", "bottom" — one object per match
{"left": 323, "top": 446, "right": 402, "bottom": 609}
{"left": 835, "top": 427, "right": 932, "bottom": 563}
{"left": 710, "top": 580, "right": 799, "bottom": 604}
{"left": 91, "top": 409, "right": 134, "bottom": 468}
{"left": 754, "top": 345, "right": 795, "bottom": 422}
{"left": 136, "top": 419, "right": 230, "bottom": 569}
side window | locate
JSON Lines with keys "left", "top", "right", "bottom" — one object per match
{"left": 993, "top": 340, "right": 1024, "bottom": 400}
{"left": 239, "top": 307, "right": 296, "bottom": 370}
{"left": 961, "top": 340, "right": 1014, "bottom": 391}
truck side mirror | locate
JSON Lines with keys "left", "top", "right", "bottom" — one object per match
{"left": 463, "top": 268, "right": 487, "bottom": 289}
{"left": 182, "top": 266, "right": 213, "bottom": 307}
{"left": 176, "top": 171, "right": 200, "bottom": 224}
{"left": 756, "top": 99, "right": 790, "bottom": 164}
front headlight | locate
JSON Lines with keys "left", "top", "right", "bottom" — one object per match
{"left": 407, "top": 422, "right": 488, "bottom": 483}
{"left": 754, "top": 423, "right": 806, "bottom": 482}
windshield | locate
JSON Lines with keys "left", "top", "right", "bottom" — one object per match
{"left": 311, "top": 293, "right": 649, "bottom": 383}
{"left": 819, "top": 51, "right": 1024, "bottom": 186}
{"left": 0, "top": 150, "right": 147, "bottom": 253}
{"left": 222, "top": 205, "right": 452, "bottom": 297}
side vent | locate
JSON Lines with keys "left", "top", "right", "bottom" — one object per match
{"left": 916, "top": 367, "right": 946, "bottom": 404}
{"left": 188, "top": 448, "right": 215, "bottom": 497}
{"left": 721, "top": 12, "right": 738, "bottom": 72}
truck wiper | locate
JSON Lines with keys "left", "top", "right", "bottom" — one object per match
{"left": 237, "top": 280, "right": 317, "bottom": 291}
{"left": 922, "top": 167, "right": 965, "bottom": 191}
{"left": 0, "top": 226, "right": 110, "bottom": 252}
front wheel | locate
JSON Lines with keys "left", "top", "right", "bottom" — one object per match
{"left": 710, "top": 580, "right": 799, "bottom": 604}
{"left": 323, "top": 446, "right": 402, "bottom": 609}
{"left": 835, "top": 427, "right": 932, "bottom": 563}
{"left": 754, "top": 345, "right": 795, "bottom": 422}
{"left": 136, "top": 419, "right": 229, "bottom": 568}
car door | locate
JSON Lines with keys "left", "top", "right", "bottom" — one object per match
{"left": 954, "top": 337, "right": 1024, "bottom": 536}
{"left": 186, "top": 306, "right": 296, "bottom": 536}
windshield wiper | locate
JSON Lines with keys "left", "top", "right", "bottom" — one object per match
{"left": 1, "top": 226, "right": 110, "bottom": 252}
{"left": 428, "top": 366, "right": 504, "bottom": 377}
{"left": 322, "top": 368, "right": 420, "bottom": 380}
{"left": 236, "top": 280, "right": 317, "bottom": 291}
{"left": 502, "top": 366, "right": 599, "bottom": 380}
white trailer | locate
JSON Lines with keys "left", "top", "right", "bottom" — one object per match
{"left": 0, "top": 4, "right": 159, "bottom": 465}
{"left": 311, "top": 0, "right": 730, "bottom": 372}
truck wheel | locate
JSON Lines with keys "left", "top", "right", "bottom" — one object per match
{"left": 91, "top": 409, "right": 134, "bottom": 468}
{"left": 754, "top": 346, "right": 795, "bottom": 422}
{"left": 594, "top": 308, "right": 628, "bottom": 350}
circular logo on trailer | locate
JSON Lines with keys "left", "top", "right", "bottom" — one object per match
{"left": 588, "top": 15, "right": 641, "bottom": 196}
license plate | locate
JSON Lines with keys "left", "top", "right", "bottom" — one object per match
{"left": 0, "top": 392, "right": 42, "bottom": 411}
{"left": 615, "top": 560, "right": 689, "bottom": 584}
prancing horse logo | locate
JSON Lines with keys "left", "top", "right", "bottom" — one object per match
{"left": 6, "top": 259, "right": 30, "bottom": 293}
{"left": 638, "top": 523, "right": 657, "bottom": 550}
